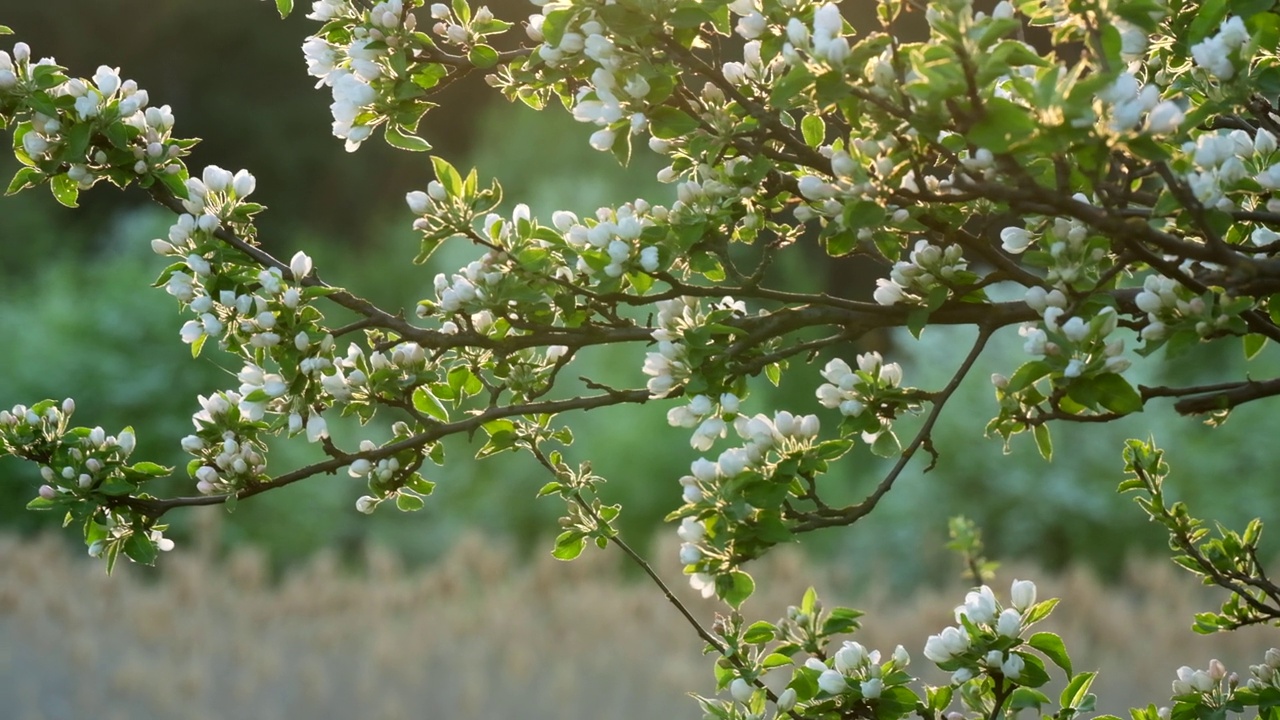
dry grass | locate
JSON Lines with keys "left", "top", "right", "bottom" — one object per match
{"left": 1, "top": 525, "right": 1276, "bottom": 720}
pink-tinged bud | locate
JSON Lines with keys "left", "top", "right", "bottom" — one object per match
{"left": 38, "top": 484, "right": 57, "bottom": 500}
{"left": 62, "top": 398, "right": 75, "bottom": 415}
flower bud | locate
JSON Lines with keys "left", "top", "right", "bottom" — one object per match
{"left": 776, "top": 687, "right": 797, "bottom": 711}
{"left": 730, "top": 678, "right": 753, "bottom": 703}
{"left": 1010, "top": 579, "right": 1036, "bottom": 611}
{"left": 818, "top": 669, "right": 846, "bottom": 695}
{"left": 406, "top": 190, "right": 430, "bottom": 214}
{"left": 290, "top": 251, "right": 314, "bottom": 280}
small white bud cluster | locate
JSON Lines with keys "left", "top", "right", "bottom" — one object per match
{"left": 676, "top": 409, "right": 818, "bottom": 576}
{"left": 720, "top": 39, "right": 785, "bottom": 89}
{"left": 924, "top": 580, "right": 1037, "bottom": 684}
{"left": 667, "top": 393, "right": 741, "bottom": 451}
{"left": 558, "top": 201, "right": 663, "bottom": 278}
{"left": 1246, "top": 649, "right": 1280, "bottom": 690}
{"left": 1, "top": 401, "right": 143, "bottom": 502}
{"left": 192, "top": 430, "right": 267, "bottom": 495}
{"left": 809, "top": 640, "right": 903, "bottom": 699}
{"left": 1020, "top": 291, "right": 1128, "bottom": 376}
{"left": 1183, "top": 128, "right": 1279, "bottom": 212}
{"left": 1098, "top": 72, "right": 1183, "bottom": 135}
{"left": 1190, "top": 16, "right": 1250, "bottom": 81}
{"left": 759, "top": 3, "right": 849, "bottom": 68}
{"left": 1134, "top": 274, "right": 1229, "bottom": 342}
{"left": 8, "top": 44, "right": 180, "bottom": 184}
{"left": 816, "top": 353, "right": 903, "bottom": 440}
{"left": 1001, "top": 201, "right": 1100, "bottom": 288}
{"left": 303, "top": 1, "right": 419, "bottom": 150}
{"left": 873, "top": 240, "right": 968, "bottom": 306}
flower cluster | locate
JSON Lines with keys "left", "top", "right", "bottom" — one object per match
{"left": 526, "top": 5, "right": 652, "bottom": 153}
{"left": 183, "top": 392, "right": 268, "bottom": 495}
{"left": 872, "top": 240, "right": 969, "bottom": 306}
{"left": 0, "top": 40, "right": 186, "bottom": 188}
{"left": 1019, "top": 291, "right": 1129, "bottom": 375}
{"left": 809, "top": 641, "right": 908, "bottom": 699}
{"left": 999, "top": 203, "right": 1105, "bottom": 288}
{"left": 1098, "top": 72, "right": 1183, "bottom": 135}
{"left": 677, "top": 409, "right": 820, "bottom": 580}
{"left": 816, "top": 353, "right": 905, "bottom": 442}
{"left": 1172, "top": 659, "right": 1229, "bottom": 696}
{"left": 643, "top": 297, "right": 748, "bottom": 398}
{"left": 923, "top": 580, "right": 1038, "bottom": 684}
{"left": 1190, "top": 16, "right": 1250, "bottom": 81}
{"left": 1182, "top": 128, "right": 1278, "bottom": 212}
{"left": 666, "top": 392, "right": 740, "bottom": 451}
{"left": 0, "top": 399, "right": 134, "bottom": 499}
{"left": 1245, "top": 649, "right": 1280, "bottom": 691}
{"left": 1134, "top": 274, "right": 1232, "bottom": 342}
{"left": 302, "top": 0, "right": 420, "bottom": 150}
{"left": 556, "top": 202, "right": 664, "bottom": 278}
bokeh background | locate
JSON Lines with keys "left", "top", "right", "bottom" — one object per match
{"left": 1, "top": 3, "right": 1278, "bottom": 719}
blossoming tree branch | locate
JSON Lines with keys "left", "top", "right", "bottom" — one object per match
{"left": 3, "top": 0, "right": 1280, "bottom": 717}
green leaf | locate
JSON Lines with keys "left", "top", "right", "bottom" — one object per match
{"left": 648, "top": 106, "right": 699, "bottom": 139}
{"left": 430, "top": 156, "right": 463, "bottom": 197}
{"left": 1093, "top": 373, "right": 1143, "bottom": 415}
{"left": 1006, "top": 360, "right": 1051, "bottom": 393}
{"left": 468, "top": 44, "right": 499, "bottom": 69}
{"left": 383, "top": 124, "right": 432, "bottom": 152}
{"left": 123, "top": 532, "right": 159, "bottom": 566}
{"left": 406, "top": 474, "right": 435, "bottom": 495}
{"left": 742, "top": 621, "right": 776, "bottom": 644}
{"left": 412, "top": 386, "right": 449, "bottom": 422}
{"left": 6, "top": 166, "right": 43, "bottom": 195}
{"left": 537, "top": 481, "right": 563, "bottom": 497}
{"left": 969, "top": 97, "right": 1038, "bottom": 153}
{"left": 718, "top": 571, "right": 755, "bottom": 609}
{"left": 801, "top": 113, "right": 825, "bottom": 147}
{"left": 26, "top": 496, "right": 56, "bottom": 511}
{"left": 49, "top": 174, "right": 80, "bottom": 208}
{"left": 907, "top": 308, "right": 929, "bottom": 339}
{"left": 275, "top": 0, "right": 293, "bottom": 17}
{"left": 1033, "top": 423, "right": 1052, "bottom": 461}
{"left": 1028, "top": 631, "right": 1071, "bottom": 677}
{"left": 762, "top": 652, "right": 793, "bottom": 669}
{"left": 0, "top": 25, "right": 12, "bottom": 34}
{"left": 1061, "top": 671, "right": 1096, "bottom": 709}
{"left": 395, "top": 493, "right": 425, "bottom": 512}
{"left": 870, "top": 431, "right": 901, "bottom": 458}
{"left": 800, "top": 586, "right": 817, "bottom": 615}
{"left": 1244, "top": 333, "right": 1268, "bottom": 360}
{"left": 765, "top": 362, "right": 782, "bottom": 386}
{"left": 552, "top": 530, "right": 586, "bottom": 560}
{"left": 127, "top": 462, "right": 172, "bottom": 478}
{"left": 1010, "top": 688, "right": 1051, "bottom": 711}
